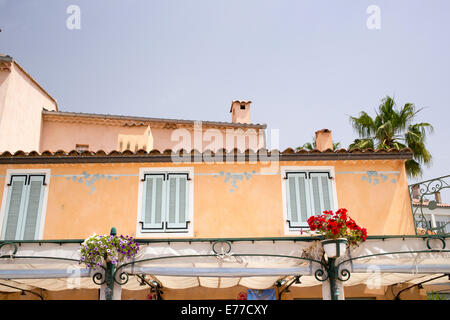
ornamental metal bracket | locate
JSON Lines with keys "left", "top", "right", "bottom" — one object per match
{"left": 212, "top": 240, "right": 232, "bottom": 256}
{"left": 0, "top": 242, "right": 18, "bottom": 261}
{"left": 211, "top": 240, "right": 243, "bottom": 263}
{"left": 425, "top": 236, "right": 446, "bottom": 250}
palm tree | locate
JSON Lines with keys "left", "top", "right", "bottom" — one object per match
{"left": 349, "top": 96, "right": 433, "bottom": 178}
{"left": 297, "top": 139, "right": 341, "bottom": 151}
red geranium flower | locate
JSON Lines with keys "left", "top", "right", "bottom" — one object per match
{"left": 305, "top": 208, "right": 367, "bottom": 247}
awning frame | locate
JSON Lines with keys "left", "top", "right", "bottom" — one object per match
{"left": 1, "top": 235, "right": 449, "bottom": 300}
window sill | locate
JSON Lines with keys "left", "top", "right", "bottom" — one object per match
{"left": 136, "top": 229, "right": 193, "bottom": 238}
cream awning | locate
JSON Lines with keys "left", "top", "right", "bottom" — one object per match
{"left": 0, "top": 238, "right": 448, "bottom": 292}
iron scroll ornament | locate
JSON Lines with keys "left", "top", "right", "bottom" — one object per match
{"left": 212, "top": 240, "right": 232, "bottom": 255}
{"left": 0, "top": 242, "right": 108, "bottom": 285}
{"left": 314, "top": 268, "right": 329, "bottom": 282}
{"left": 0, "top": 242, "right": 18, "bottom": 257}
{"left": 336, "top": 239, "right": 450, "bottom": 274}
{"left": 426, "top": 237, "right": 446, "bottom": 250}
{"left": 315, "top": 236, "right": 449, "bottom": 284}
{"left": 409, "top": 175, "right": 450, "bottom": 235}
{"left": 313, "top": 264, "right": 351, "bottom": 283}
{"left": 112, "top": 241, "right": 329, "bottom": 286}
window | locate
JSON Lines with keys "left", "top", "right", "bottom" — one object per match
{"left": 1, "top": 174, "right": 47, "bottom": 240}
{"left": 435, "top": 217, "right": 450, "bottom": 234}
{"left": 76, "top": 144, "right": 89, "bottom": 152}
{"left": 283, "top": 169, "right": 336, "bottom": 230}
{"left": 139, "top": 170, "right": 192, "bottom": 233}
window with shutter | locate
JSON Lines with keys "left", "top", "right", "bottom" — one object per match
{"left": 141, "top": 174, "right": 165, "bottom": 230}
{"left": 309, "top": 172, "right": 334, "bottom": 216}
{"left": 284, "top": 169, "right": 336, "bottom": 231}
{"left": 286, "top": 172, "right": 310, "bottom": 228}
{"left": 1, "top": 174, "right": 47, "bottom": 240}
{"left": 140, "top": 171, "right": 191, "bottom": 233}
{"left": 166, "top": 173, "right": 189, "bottom": 230}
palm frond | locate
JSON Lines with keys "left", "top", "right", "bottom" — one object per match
{"left": 302, "top": 142, "right": 315, "bottom": 151}
{"left": 333, "top": 142, "right": 341, "bottom": 150}
{"left": 405, "top": 159, "right": 423, "bottom": 178}
{"left": 349, "top": 138, "right": 374, "bottom": 150}
{"left": 349, "top": 112, "right": 376, "bottom": 138}
{"left": 349, "top": 96, "right": 433, "bottom": 177}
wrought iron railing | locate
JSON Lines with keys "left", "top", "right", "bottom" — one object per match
{"left": 409, "top": 175, "right": 450, "bottom": 235}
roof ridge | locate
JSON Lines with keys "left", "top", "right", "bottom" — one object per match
{"left": 42, "top": 110, "right": 267, "bottom": 128}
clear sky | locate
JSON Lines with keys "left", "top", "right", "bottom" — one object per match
{"left": 1, "top": 0, "right": 449, "bottom": 187}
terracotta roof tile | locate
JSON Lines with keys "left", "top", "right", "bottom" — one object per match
{"left": 42, "top": 110, "right": 266, "bottom": 129}
{"left": 0, "top": 148, "right": 414, "bottom": 164}
{"left": 412, "top": 198, "right": 450, "bottom": 208}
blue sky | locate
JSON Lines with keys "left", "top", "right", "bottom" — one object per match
{"left": 1, "top": 0, "right": 449, "bottom": 186}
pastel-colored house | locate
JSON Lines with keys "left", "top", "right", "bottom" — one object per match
{"left": 0, "top": 55, "right": 448, "bottom": 300}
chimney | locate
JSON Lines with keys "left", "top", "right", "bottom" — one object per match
{"left": 412, "top": 185, "right": 421, "bottom": 200}
{"left": 315, "top": 129, "right": 333, "bottom": 151}
{"left": 435, "top": 191, "right": 442, "bottom": 203}
{"left": 230, "top": 101, "right": 251, "bottom": 124}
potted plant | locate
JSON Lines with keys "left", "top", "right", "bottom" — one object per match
{"left": 79, "top": 233, "right": 140, "bottom": 268}
{"left": 307, "top": 208, "right": 367, "bottom": 258}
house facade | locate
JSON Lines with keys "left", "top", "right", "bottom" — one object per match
{"left": 0, "top": 55, "right": 448, "bottom": 300}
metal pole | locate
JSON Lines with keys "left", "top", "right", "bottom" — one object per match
{"left": 328, "top": 257, "right": 339, "bottom": 300}
{"left": 105, "top": 227, "right": 117, "bottom": 300}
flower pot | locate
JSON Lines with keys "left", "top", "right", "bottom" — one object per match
{"left": 321, "top": 238, "right": 347, "bottom": 258}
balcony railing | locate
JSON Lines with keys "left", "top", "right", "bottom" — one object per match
{"left": 409, "top": 175, "right": 450, "bottom": 235}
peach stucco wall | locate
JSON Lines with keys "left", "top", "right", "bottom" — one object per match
{"left": 40, "top": 121, "right": 152, "bottom": 152}
{"left": 0, "top": 159, "right": 414, "bottom": 240}
{"left": 40, "top": 120, "right": 265, "bottom": 153}
{"left": 0, "top": 71, "right": 10, "bottom": 121}
{"left": 0, "top": 63, "right": 57, "bottom": 153}
{"left": 151, "top": 126, "right": 265, "bottom": 152}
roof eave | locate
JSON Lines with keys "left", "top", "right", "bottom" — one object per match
{"left": 42, "top": 110, "right": 267, "bottom": 129}
{"left": 0, "top": 149, "right": 414, "bottom": 164}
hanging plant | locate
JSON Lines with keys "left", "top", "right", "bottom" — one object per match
{"left": 79, "top": 233, "right": 140, "bottom": 268}
{"left": 307, "top": 208, "right": 368, "bottom": 247}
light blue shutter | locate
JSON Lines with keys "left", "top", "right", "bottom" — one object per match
{"left": 21, "top": 175, "right": 45, "bottom": 240}
{"left": 166, "top": 173, "right": 189, "bottom": 230}
{"left": 142, "top": 174, "right": 165, "bottom": 229}
{"left": 2, "top": 176, "right": 27, "bottom": 240}
{"left": 309, "top": 172, "right": 334, "bottom": 216}
{"left": 285, "top": 172, "right": 310, "bottom": 227}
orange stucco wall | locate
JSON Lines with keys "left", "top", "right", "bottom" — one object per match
{"left": 0, "top": 159, "right": 414, "bottom": 240}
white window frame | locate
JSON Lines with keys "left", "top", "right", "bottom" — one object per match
{"left": 136, "top": 167, "right": 194, "bottom": 237}
{"left": 280, "top": 166, "right": 338, "bottom": 236}
{"left": 0, "top": 169, "right": 51, "bottom": 240}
